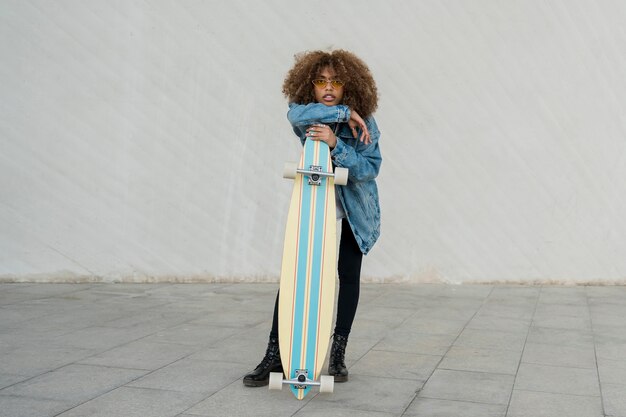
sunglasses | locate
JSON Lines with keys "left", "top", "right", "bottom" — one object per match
{"left": 312, "top": 79, "right": 345, "bottom": 88}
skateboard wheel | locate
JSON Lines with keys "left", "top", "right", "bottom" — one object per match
{"left": 334, "top": 167, "right": 348, "bottom": 186}
{"left": 319, "top": 375, "right": 334, "bottom": 393}
{"left": 269, "top": 372, "right": 283, "bottom": 391}
{"left": 283, "top": 162, "right": 298, "bottom": 179}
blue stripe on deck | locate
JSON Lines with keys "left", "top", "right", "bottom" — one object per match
{"left": 290, "top": 139, "right": 315, "bottom": 397}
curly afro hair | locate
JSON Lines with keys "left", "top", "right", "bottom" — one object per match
{"left": 282, "top": 50, "right": 378, "bottom": 118}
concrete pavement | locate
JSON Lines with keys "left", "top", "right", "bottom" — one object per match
{"left": 1, "top": 283, "right": 625, "bottom": 417}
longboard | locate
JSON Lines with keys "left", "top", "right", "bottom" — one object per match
{"left": 269, "top": 138, "right": 348, "bottom": 399}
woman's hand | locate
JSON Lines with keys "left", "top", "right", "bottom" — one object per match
{"left": 306, "top": 123, "right": 337, "bottom": 149}
{"left": 348, "top": 109, "right": 371, "bottom": 145}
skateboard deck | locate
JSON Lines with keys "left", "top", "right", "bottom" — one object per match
{"left": 274, "top": 138, "right": 340, "bottom": 399}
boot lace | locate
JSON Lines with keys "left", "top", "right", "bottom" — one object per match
{"left": 257, "top": 341, "right": 279, "bottom": 369}
{"left": 331, "top": 336, "right": 347, "bottom": 366}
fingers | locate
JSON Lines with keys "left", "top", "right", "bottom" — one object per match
{"left": 349, "top": 111, "right": 372, "bottom": 145}
{"left": 306, "top": 124, "right": 337, "bottom": 148}
{"left": 306, "top": 124, "right": 326, "bottom": 139}
{"left": 307, "top": 123, "right": 371, "bottom": 146}
{"left": 359, "top": 123, "right": 371, "bottom": 145}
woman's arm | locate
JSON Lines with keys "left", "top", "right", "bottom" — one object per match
{"left": 287, "top": 103, "right": 351, "bottom": 127}
{"left": 332, "top": 117, "right": 382, "bottom": 183}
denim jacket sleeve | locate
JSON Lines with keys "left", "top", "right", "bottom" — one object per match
{"left": 287, "top": 103, "right": 351, "bottom": 139}
{"left": 331, "top": 117, "right": 382, "bottom": 183}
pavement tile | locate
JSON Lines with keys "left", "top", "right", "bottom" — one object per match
{"left": 0, "top": 364, "right": 146, "bottom": 403}
{"left": 49, "top": 325, "right": 154, "bottom": 351}
{"left": 590, "top": 313, "right": 626, "bottom": 332}
{"left": 602, "top": 383, "right": 626, "bottom": 417}
{"left": 466, "top": 314, "right": 531, "bottom": 333}
{"left": 187, "top": 308, "right": 270, "bottom": 328}
{"left": 477, "top": 303, "right": 535, "bottom": 320}
{"left": 419, "top": 369, "right": 514, "bottom": 405}
{"left": 55, "top": 386, "right": 204, "bottom": 417}
{"left": 506, "top": 390, "right": 603, "bottom": 417}
{"left": 0, "top": 284, "right": 92, "bottom": 298}
{"left": 488, "top": 286, "right": 540, "bottom": 299}
{"left": 0, "top": 373, "right": 30, "bottom": 390}
{"left": 533, "top": 303, "right": 590, "bottom": 318}
{"left": 77, "top": 339, "right": 197, "bottom": 370}
{"left": 514, "top": 363, "right": 600, "bottom": 396}
{"left": 0, "top": 326, "right": 69, "bottom": 352}
{"left": 127, "top": 358, "right": 249, "bottom": 394}
{"left": 593, "top": 317, "right": 626, "bottom": 335}
{"left": 6, "top": 308, "right": 121, "bottom": 334}
{"left": 597, "top": 358, "right": 626, "bottom": 386}
{"left": 526, "top": 326, "right": 594, "bottom": 348}
{"left": 141, "top": 322, "right": 242, "bottom": 346}
{"left": 0, "top": 304, "right": 57, "bottom": 326}
{"left": 588, "top": 300, "right": 626, "bottom": 314}
{"left": 374, "top": 329, "right": 457, "bottom": 356}
{"left": 454, "top": 328, "right": 527, "bottom": 352}
{"left": 338, "top": 335, "right": 383, "bottom": 368}
{"left": 0, "top": 394, "right": 72, "bottom": 417}
{"left": 587, "top": 296, "right": 626, "bottom": 308}
{"left": 0, "top": 344, "right": 97, "bottom": 376}
{"left": 76, "top": 284, "right": 171, "bottom": 300}
{"left": 0, "top": 297, "right": 84, "bottom": 319}
{"left": 425, "top": 292, "right": 487, "bottom": 306}
{"left": 585, "top": 286, "right": 626, "bottom": 298}
{"left": 354, "top": 305, "right": 415, "bottom": 326}
{"left": 521, "top": 342, "right": 596, "bottom": 369}
{"left": 403, "top": 397, "right": 507, "bottom": 417}
{"left": 100, "top": 307, "right": 197, "bottom": 330}
{"left": 409, "top": 304, "right": 479, "bottom": 322}
{"left": 188, "top": 325, "right": 270, "bottom": 364}
{"left": 185, "top": 380, "right": 309, "bottom": 417}
{"left": 303, "top": 374, "right": 421, "bottom": 415}
{"left": 594, "top": 337, "right": 626, "bottom": 361}
{"left": 538, "top": 287, "right": 587, "bottom": 304}
{"left": 531, "top": 314, "right": 592, "bottom": 331}
{"left": 348, "top": 318, "right": 398, "bottom": 339}
{"left": 440, "top": 285, "right": 494, "bottom": 298}
{"left": 369, "top": 291, "right": 439, "bottom": 310}
{"left": 293, "top": 405, "right": 395, "bottom": 417}
{"left": 396, "top": 316, "right": 468, "bottom": 336}
{"left": 349, "top": 349, "right": 440, "bottom": 381}
{"left": 439, "top": 346, "right": 520, "bottom": 375}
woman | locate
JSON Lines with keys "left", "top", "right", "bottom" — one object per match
{"left": 244, "top": 49, "right": 382, "bottom": 386}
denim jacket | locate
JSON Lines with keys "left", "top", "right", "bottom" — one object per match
{"left": 287, "top": 103, "right": 382, "bottom": 255}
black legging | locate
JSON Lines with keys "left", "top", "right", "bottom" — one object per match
{"left": 270, "top": 218, "right": 363, "bottom": 339}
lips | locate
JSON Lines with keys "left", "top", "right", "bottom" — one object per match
{"left": 323, "top": 94, "right": 336, "bottom": 102}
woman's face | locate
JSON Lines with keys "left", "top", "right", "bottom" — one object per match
{"left": 313, "top": 66, "right": 344, "bottom": 106}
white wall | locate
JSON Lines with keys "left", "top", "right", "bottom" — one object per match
{"left": 2, "top": 0, "right": 626, "bottom": 284}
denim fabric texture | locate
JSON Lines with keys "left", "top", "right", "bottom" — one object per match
{"left": 287, "top": 103, "right": 382, "bottom": 254}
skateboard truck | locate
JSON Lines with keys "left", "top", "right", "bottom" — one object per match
{"left": 294, "top": 369, "right": 310, "bottom": 389}
{"left": 306, "top": 166, "right": 323, "bottom": 186}
{"left": 283, "top": 162, "right": 349, "bottom": 186}
{"left": 268, "top": 371, "right": 334, "bottom": 393}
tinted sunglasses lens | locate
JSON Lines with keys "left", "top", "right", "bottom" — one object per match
{"left": 312, "top": 79, "right": 344, "bottom": 88}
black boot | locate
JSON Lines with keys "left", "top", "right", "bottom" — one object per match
{"left": 243, "top": 337, "right": 283, "bottom": 387}
{"left": 328, "top": 334, "right": 349, "bottom": 382}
